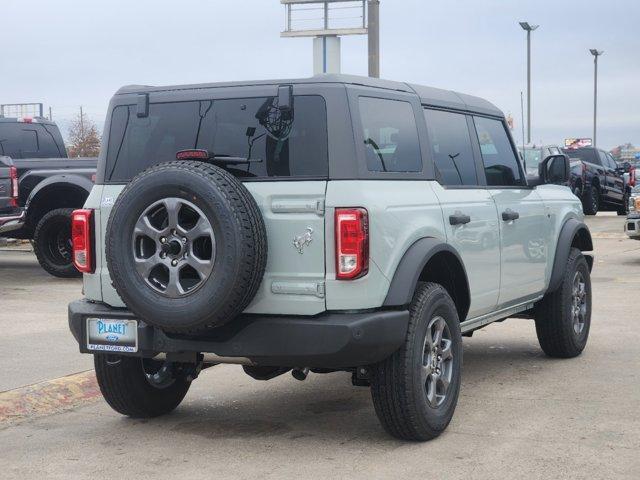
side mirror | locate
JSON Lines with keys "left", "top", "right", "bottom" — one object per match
{"left": 539, "top": 154, "right": 570, "bottom": 185}
{"left": 277, "top": 84, "right": 293, "bottom": 120}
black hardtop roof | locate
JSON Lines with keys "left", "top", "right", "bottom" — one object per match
{"left": 115, "top": 74, "right": 503, "bottom": 118}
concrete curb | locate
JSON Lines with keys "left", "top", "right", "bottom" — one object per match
{"left": 0, "top": 370, "right": 101, "bottom": 425}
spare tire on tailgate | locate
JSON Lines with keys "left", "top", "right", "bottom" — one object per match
{"left": 106, "top": 161, "right": 267, "bottom": 333}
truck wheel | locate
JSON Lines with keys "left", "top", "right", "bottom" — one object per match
{"left": 94, "top": 355, "right": 191, "bottom": 418}
{"left": 106, "top": 161, "right": 267, "bottom": 333}
{"left": 534, "top": 248, "right": 591, "bottom": 358}
{"left": 33, "top": 207, "right": 81, "bottom": 278}
{"left": 582, "top": 187, "right": 599, "bottom": 215}
{"left": 370, "top": 282, "right": 462, "bottom": 441}
{"left": 617, "top": 193, "right": 629, "bottom": 216}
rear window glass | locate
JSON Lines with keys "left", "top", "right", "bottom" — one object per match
{"left": 358, "top": 97, "right": 421, "bottom": 173}
{"left": 105, "top": 95, "right": 328, "bottom": 182}
{"left": 562, "top": 148, "right": 599, "bottom": 165}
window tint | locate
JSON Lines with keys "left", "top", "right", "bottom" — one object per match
{"left": 473, "top": 116, "right": 523, "bottom": 186}
{"left": 424, "top": 109, "right": 477, "bottom": 185}
{"left": 106, "top": 96, "right": 328, "bottom": 182}
{"left": 358, "top": 97, "right": 421, "bottom": 172}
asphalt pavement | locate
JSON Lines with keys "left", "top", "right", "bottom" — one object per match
{"left": 0, "top": 213, "right": 638, "bottom": 479}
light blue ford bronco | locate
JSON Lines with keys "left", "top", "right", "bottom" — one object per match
{"left": 68, "top": 74, "right": 593, "bottom": 441}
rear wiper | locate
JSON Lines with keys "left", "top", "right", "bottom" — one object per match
{"left": 210, "top": 155, "right": 263, "bottom": 165}
{"left": 176, "top": 149, "right": 262, "bottom": 164}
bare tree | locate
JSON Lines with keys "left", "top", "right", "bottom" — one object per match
{"left": 67, "top": 107, "right": 100, "bottom": 157}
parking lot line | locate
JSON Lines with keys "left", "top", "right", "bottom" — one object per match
{"left": 0, "top": 370, "right": 100, "bottom": 424}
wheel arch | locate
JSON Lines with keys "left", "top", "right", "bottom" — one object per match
{"left": 25, "top": 177, "right": 92, "bottom": 230}
{"left": 548, "top": 218, "right": 593, "bottom": 293}
{"left": 383, "top": 237, "right": 471, "bottom": 322}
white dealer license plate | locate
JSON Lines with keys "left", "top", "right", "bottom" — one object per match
{"left": 86, "top": 318, "right": 138, "bottom": 353}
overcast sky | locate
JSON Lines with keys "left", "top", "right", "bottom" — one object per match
{"left": 2, "top": 0, "right": 638, "bottom": 149}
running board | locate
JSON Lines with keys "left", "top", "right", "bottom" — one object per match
{"left": 460, "top": 297, "right": 542, "bottom": 334}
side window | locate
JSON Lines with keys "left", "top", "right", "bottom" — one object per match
{"left": 358, "top": 97, "right": 421, "bottom": 172}
{"left": 473, "top": 116, "right": 523, "bottom": 187}
{"left": 548, "top": 146, "right": 560, "bottom": 155}
{"left": 423, "top": 109, "right": 478, "bottom": 186}
{"left": 20, "top": 129, "right": 39, "bottom": 153}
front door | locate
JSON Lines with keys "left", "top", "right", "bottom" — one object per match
{"left": 472, "top": 115, "right": 551, "bottom": 307}
{"left": 423, "top": 108, "right": 500, "bottom": 318}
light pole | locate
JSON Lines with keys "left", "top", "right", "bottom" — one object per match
{"left": 519, "top": 22, "right": 539, "bottom": 144}
{"left": 590, "top": 49, "right": 604, "bottom": 147}
{"left": 368, "top": 0, "right": 380, "bottom": 78}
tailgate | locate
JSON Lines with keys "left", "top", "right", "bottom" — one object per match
{"left": 92, "top": 181, "right": 327, "bottom": 316}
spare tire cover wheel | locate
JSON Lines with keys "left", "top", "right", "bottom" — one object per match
{"left": 106, "top": 161, "right": 267, "bottom": 333}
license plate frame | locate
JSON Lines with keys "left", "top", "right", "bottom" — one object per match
{"left": 86, "top": 318, "right": 138, "bottom": 353}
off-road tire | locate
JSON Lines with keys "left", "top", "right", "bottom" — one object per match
{"left": 94, "top": 355, "right": 191, "bottom": 418}
{"left": 106, "top": 161, "right": 267, "bottom": 333}
{"left": 582, "top": 186, "right": 599, "bottom": 215}
{"left": 370, "top": 282, "right": 462, "bottom": 441}
{"left": 33, "top": 207, "right": 81, "bottom": 278}
{"left": 534, "top": 248, "right": 591, "bottom": 358}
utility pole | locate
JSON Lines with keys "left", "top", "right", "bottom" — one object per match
{"left": 48, "top": 106, "right": 52, "bottom": 121}
{"left": 368, "top": 0, "right": 380, "bottom": 78}
{"left": 519, "top": 22, "right": 539, "bottom": 144}
{"left": 590, "top": 49, "right": 604, "bottom": 147}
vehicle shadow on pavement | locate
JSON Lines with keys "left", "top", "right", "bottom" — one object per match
{"left": 98, "top": 337, "right": 569, "bottom": 445}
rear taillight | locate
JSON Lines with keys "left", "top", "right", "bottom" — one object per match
{"left": 630, "top": 167, "right": 636, "bottom": 187}
{"left": 72, "top": 209, "right": 94, "bottom": 274}
{"left": 335, "top": 208, "right": 369, "bottom": 280}
{"left": 581, "top": 162, "right": 587, "bottom": 178}
{"left": 9, "top": 166, "right": 18, "bottom": 207}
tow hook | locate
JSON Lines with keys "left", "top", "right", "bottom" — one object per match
{"left": 291, "top": 367, "right": 309, "bottom": 381}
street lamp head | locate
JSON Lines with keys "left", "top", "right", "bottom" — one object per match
{"left": 590, "top": 49, "right": 604, "bottom": 57}
{"left": 519, "top": 22, "right": 539, "bottom": 31}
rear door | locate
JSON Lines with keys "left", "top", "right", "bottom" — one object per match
{"left": 424, "top": 108, "right": 501, "bottom": 318}
{"left": 602, "top": 151, "right": 625, "bottom": 202}
{"left": 97, "top": 86, "right": 329, "bottom": 315}
{"left": 472, "top": 115, "right": 551, "bottom": 306}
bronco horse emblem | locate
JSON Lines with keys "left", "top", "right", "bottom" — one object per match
{"left": 293, "top": 227, "right": 314, "bottom": 254}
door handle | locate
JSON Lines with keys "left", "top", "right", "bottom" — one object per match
{"left": 502, "top": 209, "right": 520, "bottom": 222}
{"left": 449, "top": 213, "right": 471, "bottom": 225}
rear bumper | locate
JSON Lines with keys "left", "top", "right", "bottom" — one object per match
{"left": 68, "top": 299, "right": 409, "bottom": 368}
{"left": 0, "top": 208, "right": 25, "bottom": 234}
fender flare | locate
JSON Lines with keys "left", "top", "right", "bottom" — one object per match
{"left": 383, "top": 237, "right": 470, "bottom": 310}
{"left": 547, "top": 218, "right": 593, "bottom": 293}
{"left": 25, "top": 173, "right": 93, "bottom": 212}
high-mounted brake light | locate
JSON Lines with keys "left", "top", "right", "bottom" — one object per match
{"left": 17, "top": 117, "right": 34, "bottom": 124}
{"left": 176, "top": 149, "right": 209, "bottom": 160}
{"left": 72, "top": 209, "right": 94, "bottom": 274}
{"left": 9, "top": 166, "right": 18, "bottom": 207}
{"left": 335, "top": 208, "right": 369, "bottom": 280}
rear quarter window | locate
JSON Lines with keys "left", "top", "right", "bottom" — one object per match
{"left": 358, "top": 97, "right": 421, "bottom": 173}
{"left": 105, "top": 95, "right": 328, "bottom": 182}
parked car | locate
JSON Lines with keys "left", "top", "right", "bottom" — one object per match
{"left": 68, "top": 74, "right": 593, "bottom": 441}
{"left": 0, "top": 117, "right": 97, "bottom": 276}
{"left": 562, "top": 147, "right": 628, "bottom": 215}
{"left": 624, "top": 185, "right": 640, "bottom": 240}
{"left": 0, "top": 156, "right": 24, "bottom": 235}
{"left": 518, "top": 144, "right": 565, "bottom": 176}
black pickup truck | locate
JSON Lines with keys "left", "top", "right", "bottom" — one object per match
{"left": 0, "top": 117, "right": 97, "bottom": 277}
{"left": 562, "top": 147, "right": 628, "bottom": 215}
